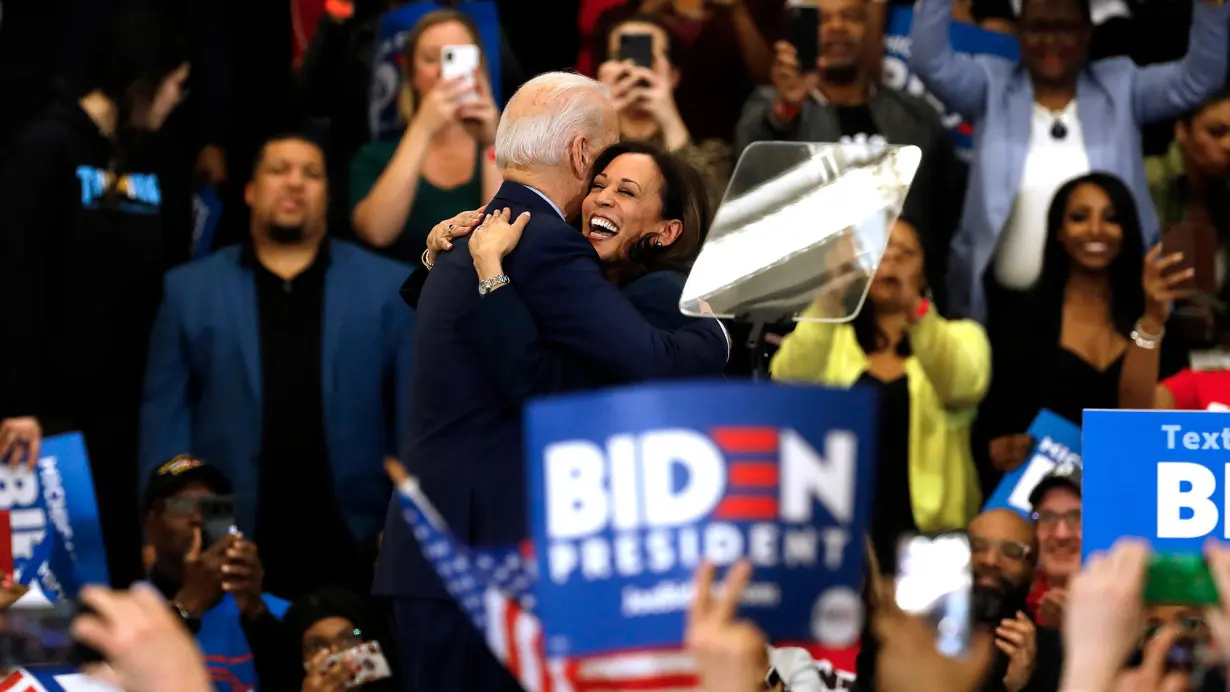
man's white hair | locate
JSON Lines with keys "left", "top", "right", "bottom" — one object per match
{"left": 494, "top": 72, "right": 612, "bottom": 170}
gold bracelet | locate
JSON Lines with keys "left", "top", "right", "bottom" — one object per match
{"left": 421, "top": 248, "right": 434, "bottom": 271}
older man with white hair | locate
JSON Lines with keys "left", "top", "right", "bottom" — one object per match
{"left": 373, "top": 72, "right": 731, "bottom": 690}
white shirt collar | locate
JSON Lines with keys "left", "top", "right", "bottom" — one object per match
{"left": 522, "top": 184, "right": 566, "bottom": 220}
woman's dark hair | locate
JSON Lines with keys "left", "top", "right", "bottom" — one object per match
{"left": 1033, "top": 172, "right": 1146, "bottom": 341}
{"left": 588, "top": 141, "right": 712, "bottom": 283}
{"left": 849, "top": 213, "right": 932, "bottom": 356}
{"left": 81, "top": 11, "right": 189, "bottom": 191}
{"left": 283, "top": 587, "right": 401, "bottom": 690}
{"left": 596, "top": 15, "right": 680, "bottom": 68}
{"left": 1180, "top": 89, "right": 1230, "bottom": 124}
{"left": 82, "top": 12, "right": 190, "bottom": 130}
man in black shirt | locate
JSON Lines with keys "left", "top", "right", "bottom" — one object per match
{"left": 140, "top": 132, "right": 415, "bottom": 602}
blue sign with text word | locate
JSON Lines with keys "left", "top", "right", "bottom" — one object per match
{"left": 1, "top": 433, "right": 109, "bottom": 602}
{"left": 985, "top": 410, "right": 1082, "bottom": 519}
{"left": 525, "top": 382, "right": 877, "bottom": 657}
{"left": 1084, "top": 410, "right": 1230, "bottom": 559}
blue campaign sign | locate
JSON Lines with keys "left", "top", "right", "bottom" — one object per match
{"left": 524, "top": 382, "right": 878, "bottom": 658}
{"left": 881, "top": 7, "right": 1019, "bottom": 159}
{"left": 190, "top": 184, "right": 222, "bottom": 260}
{"left": 2, "top": 433, "right": 109, "bottom": 602}
{"left": 1083, "top": 410, "right": 1230, "bottom": 559}
{"left": 984, "top": 410, "right": 1082, "bottom": 518}
{"left": 369, "top": 0, "right": 504, "bottom": 142}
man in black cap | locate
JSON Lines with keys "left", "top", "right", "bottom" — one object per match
{"left": 142, "top": 454, "right": 293, "bottom": 690}
{"left": 1027, "top": 464, "right": 1082, "bottom": 631}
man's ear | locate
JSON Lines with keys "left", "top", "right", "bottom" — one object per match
{"left": 670, "top": 67, "right": 681, "bottom": 91}
{"left": 569, "top": 136, "right": 590, "bottom": 180}
{"left": 243, "top": 181, "right": 255, "bottom": 208}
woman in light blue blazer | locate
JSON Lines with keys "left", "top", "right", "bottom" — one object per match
{"left": 909, "top": 0, "right": 1230, "bottom": 323}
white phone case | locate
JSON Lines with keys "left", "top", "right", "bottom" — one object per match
{"left": 441, "top": 44, "right": 480, "bottom": 103}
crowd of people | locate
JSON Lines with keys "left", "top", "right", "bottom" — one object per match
{"left": 1, "top": 0, "right": 1229, "bottom": 689}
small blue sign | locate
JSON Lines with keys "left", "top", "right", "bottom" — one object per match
{"left": 3, "top": 433, "right": 109, "bottom": 601}
{"left": 524, "top": 382, "right": 877, "bottom": 658}
{"left": 881, "top": 7, "right": 1020, "bottom": 159}
{"left": 1083, "top": 410, "right": 1230, "bottom": 559}
{"left": 984, "top": 410, "right": 1082, "bottom": 519}
{"left": 370, "top": 1, "right": 504, "bottom": 142}
{"left": 191, "top": 185, "right": 223, "bottom": 260}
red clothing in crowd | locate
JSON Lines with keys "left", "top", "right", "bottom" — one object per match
{"left": 577, "top": 0, "right": 631, "bottom": 74}
{"left": 1162, "top": 368, "right": 1230, "bottom": 411}
{"left": 1026, "top": 574, "right": 1051, "bottom": 627}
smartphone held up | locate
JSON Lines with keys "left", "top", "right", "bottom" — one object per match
{"left": 441, "top": 44, "right": 480, "bottom": 104}
{"left": 895, "top": 533, "right": 973, "bottom": 658}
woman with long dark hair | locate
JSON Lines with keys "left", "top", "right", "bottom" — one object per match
{"left": 979, "top": 173, "right": 1154, "bottom": 476}
{"left": 412, "top": 140, "right": 714, "bottom": 398}
{"left": 770, "top": 217, "right": 991, "bottom": 572}
{"left": 0, "top": 11, "right": 191, "bottom": 587}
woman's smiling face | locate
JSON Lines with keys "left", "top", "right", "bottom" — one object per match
{"left": 580, "top": 153, "right": 675, "bottom": 263}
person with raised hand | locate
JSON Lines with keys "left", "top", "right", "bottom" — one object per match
{"left": 1058, "top": 537, "right": 1184, "bottom": 691}
{"left": 72, "top": 583, "right": 214, "bottom": 692}
{"left": 686, "top": 560, "right": 775, "bottom": 692}
{"left": 871, "top": 582, "right": 996, "bottom": 692}
{"left": 350, "top": 9, "right": 501, "bottom": 263}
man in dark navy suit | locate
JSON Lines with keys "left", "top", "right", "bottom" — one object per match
{"left": 373, "top": 72, "right": 731, "bottom": 691}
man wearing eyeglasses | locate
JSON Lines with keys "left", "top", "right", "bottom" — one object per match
{"left": 142, "top": 454, "right": 293, "bottom": 691}
{"left": 1026, "top": 466, "right": 1082, "bottom": 631}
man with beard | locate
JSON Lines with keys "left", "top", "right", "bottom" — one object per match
{"left": 853, "top": 508, "right": 1062, "bottom": 692}
{"left": 140, "top": 133, "right": 414, "bottom": 601}
{"left": 732, "top": 0, "right": 962, "bottom": 312}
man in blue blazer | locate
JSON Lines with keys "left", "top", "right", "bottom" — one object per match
{"left": 374, "top": 72, "right": 730, "bottom": 691}
{"left": 141, "top": 133, "right": 414, "bottom": 602}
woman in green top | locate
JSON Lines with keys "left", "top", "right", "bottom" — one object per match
{"left": 350, "top": 9, "right": 502, "bottom": 263}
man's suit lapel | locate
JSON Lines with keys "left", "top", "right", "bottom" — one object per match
{"left": 225, "top": 257, "right": 262, "bottom": 406}
{"left": 321, "top": 240, "right": 349, "bottom": 425}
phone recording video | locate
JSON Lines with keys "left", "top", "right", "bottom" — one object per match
{"left": 785, "top": 3, "right": 820, "bottom": 74}
{"left": 618, "top": 32, "right": 654, "bottom": 88}
{"left": 441, "top": 44, "right": 480, "bottom": 104}
{"left": 895, "top": 533, "right": 973, "bottom": 658}
{"left": 325, "top": 640, "right": 393, "bottom": 688}
{"left": 199, "top": 495, "right": 238, "bottom": 548}
{"left": 1162, "top": 221, "right": 1217, "bottom": 296}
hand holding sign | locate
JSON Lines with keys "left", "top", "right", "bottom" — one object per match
{"left": 989, "top": 434, "right": 1034, "bottom": 473}
{"left": 685, "top": 561, "right": 769, "bottom": 692}
{"left": 0, "top": 416, "right": 41, "bottom": 469}
{"left": 1060, "top": 539, "right": 1152, "bottom": 691}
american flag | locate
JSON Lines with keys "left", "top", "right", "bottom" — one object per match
{"left": 396, "top": 479, "right": 701, "bottom": 691}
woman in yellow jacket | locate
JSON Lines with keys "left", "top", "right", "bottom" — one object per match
{"left": 770, "top": 218, "right": 991, "bottom": 572}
